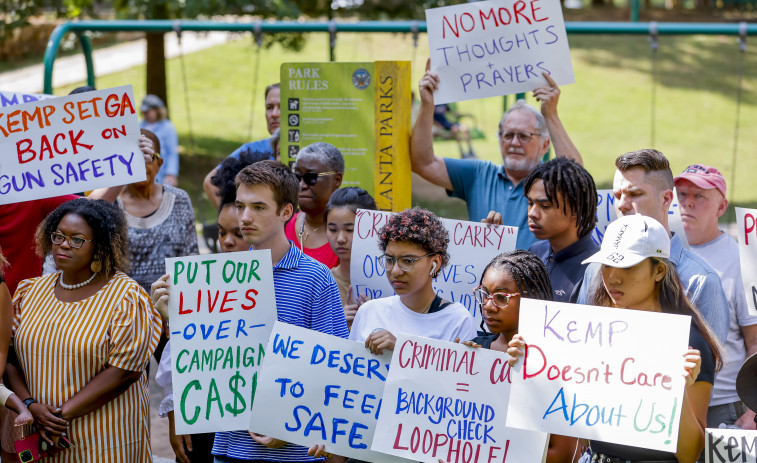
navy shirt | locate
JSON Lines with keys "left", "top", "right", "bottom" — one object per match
{"left": 444, "top": 158, "right": 535, "bottom": 250}
{"left": 529, "top": 234, "right": 599, "bottom": 303}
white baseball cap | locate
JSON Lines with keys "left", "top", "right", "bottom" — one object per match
{"left": 582, "top": 215, "right": 670, "bottom": 268}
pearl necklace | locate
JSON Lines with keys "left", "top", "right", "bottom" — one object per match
{"left": 59, "top": 272, "right": 98, "bottom": 290}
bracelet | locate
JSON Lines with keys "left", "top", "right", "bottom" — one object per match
{"left": 22, "top": 398, "right": 37, "bottom": 408}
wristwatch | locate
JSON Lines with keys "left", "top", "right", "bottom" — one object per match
{"left": 23, "top": 398, "right": 37, "bottom": 408}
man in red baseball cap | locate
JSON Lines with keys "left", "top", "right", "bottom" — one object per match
{"left": 675, "top": 164, "right": 757, "bottom": 430}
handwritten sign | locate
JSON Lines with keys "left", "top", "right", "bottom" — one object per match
{"left": 506, "top": 299, "right": 691, "bottom": 452}
{"left": 705, "top": 428, "right": 757, "bottom": 463}
{"left": 166, "top": 250, "right": 278, "bottom": 434}
{"left": 372, "top": 333, "right": 549, "bottom": 462}
{"left": 0, "top": 85, "right": 145, "bottom": 205}
{"left": 669, "top": 188, "right": 690, "bottom": 249}
{"left": 737, "top": 207, "right": 757, "bottom": 316}
{"left": 0, "top": 92, "right": 55, "bottom": 108}
{"left": 425, "top": 0, "right": 574, "bottom": 104}
{"left": 250, "top": 322, "right": 412, "bottom": 463}
{"left": 351, "top": 209, "right": 518, "bottom": 326}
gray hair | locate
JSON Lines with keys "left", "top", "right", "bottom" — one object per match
{"left": 498, "top": 100, "right": 549, "bottom": 138}
{"left": 293, "top": 142, "right": 345, "bottom": 174}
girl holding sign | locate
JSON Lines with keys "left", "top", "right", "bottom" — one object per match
{"left": 509, "top": 215, "right": 722, "bottom": 463}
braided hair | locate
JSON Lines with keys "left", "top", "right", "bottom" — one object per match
{"left": 523, "top": 158, "right": 598, "bottom": 239}
{"left": 478, "top": 250, "right": 553, "bottom": 333}
{"left": 211, "top": 148, "right": 271, "bottom": 209}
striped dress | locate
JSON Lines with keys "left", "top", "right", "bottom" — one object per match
{"left": 12, "top": 271, "right": 161, "bottom": 462}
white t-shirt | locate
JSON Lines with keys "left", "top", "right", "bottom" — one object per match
{"left": 349, "top": 295, "right": 477, "bottom": 344}
{"left": 690, "top": 231, "right": 757, "bottom": 405}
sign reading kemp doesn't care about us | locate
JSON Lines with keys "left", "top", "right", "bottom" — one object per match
{"left": 166, "top": 250, "right": 277, "bottom": 434}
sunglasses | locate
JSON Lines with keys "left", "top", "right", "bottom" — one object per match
{"left": 294, "top": 171, "right": 336, "bottom": 187}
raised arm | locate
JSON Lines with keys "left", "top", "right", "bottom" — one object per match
{"left": 533, "top": 73, "right": 582, "bottom": 166}
{"left": 88, "top": 134, "right": 155, "bottom": 201}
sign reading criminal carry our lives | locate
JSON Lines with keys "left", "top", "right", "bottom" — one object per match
{"left": 166, "top": 250, "right": 278, "bottom": 434}
{"left": 425, "top": 0, "right": 575, "bottom": 104}
{"left": 736, "top": 207, "right": 757, "bottom": 316}
{"left": 0, "top": 85, "right": 145, "bottom": 205}
{"left": 506, "top": 299, "right": 691, "bottom": 452}
{"left": 250, "top": 321, "right": 412, "bottom": 463}
{"left": 705, "top": 428, "right": 757, "bottom": 463}
{"left": 372, "top": 333, "right": 549, "bottom": 463}
{"left": 350, "top": 209, "right": 518, "bottom": 326}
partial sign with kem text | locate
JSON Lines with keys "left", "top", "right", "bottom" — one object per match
{"left": 705, "top": 428, "right": 757, "bottom": 463}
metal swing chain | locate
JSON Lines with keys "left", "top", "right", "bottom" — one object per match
{"left": 729, "top": 22, "right": 747, "bottom": 205}
{"left": 248, "top": 21, "right": 263, "bottom": 141}
{"left": 174, "top": 21, "right": 196, "bottom": 155}
{"left": 649, "top": 21, "right": 659, "bottom": 147}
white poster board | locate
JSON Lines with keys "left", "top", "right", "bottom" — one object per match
{"left": 425, "top": 0, "right": 575, "bottom": 104}
{"left": 669, "top": 187, "right": 690, "bottom": 249}
{"left": 351, "top": 209, "right": 518, "bottom": 326}
{"left": 737, "top": 207, "right": 757, "bottom": 316}
{"left": 0, "top": 85, "right": 145, "bottom": 205}
{"left": 250, "top": 321, "right": 412, "bottom": 463}
{"left": 705, "top": 428, "right": 757, "bottom": 463}
{"left": 507, "top": 299, "right": 691, "bottom": 452}
{"left": 0, "top": 92, "right": 55, "bottom": 107}
{"left": 372, "top": 333, "right": 549, "bottom": 462}
{"left": 166, "top": 250, "right": 278, "bottom": 434}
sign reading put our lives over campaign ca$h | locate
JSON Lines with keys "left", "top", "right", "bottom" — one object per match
{"left": 166, "top": 250, "right": 278, "bottom": 434}
{"left": 0, "top": 85, "right": 146, "bottom": 205}
{"left": 426, "top": 0, "right": 575, "bottom": 104}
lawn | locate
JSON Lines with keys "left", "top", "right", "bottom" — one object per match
{"left": 55, "top": 30, "right": 757, "bottom": 223}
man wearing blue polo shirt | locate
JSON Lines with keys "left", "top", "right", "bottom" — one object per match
{"left": 411, "top": 64, "right": 582, "bottom": 250}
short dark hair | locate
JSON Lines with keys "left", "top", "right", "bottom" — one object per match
{"left": 325, "top": 187, "right": 377, "bottom": 220}
{"left": 524, "top": 158, "right": 598, "bottom": 239}
{"left": 265, "top": 83, "right": 280, "bottom": 98}
{"left": 213, "top": 149, "right": 271, "bottom": 209}
{"left": 140, "top": 128, "right": 161, "bottom": 156}
{"left": 235, "top": 160, "right": 298, "bottom": 213}
{"left": 36, "top": 198, "right": 129, "bottom": 275}
{"left": 378, "top": 207, "right": 450, "bottom": 270}
{"left": 615, "top": 149, "right": 674, "bottom": 191}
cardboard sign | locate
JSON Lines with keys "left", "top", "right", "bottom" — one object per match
{"left": 372, "top": 333, "right": 549, "bottom": 462}
{"left": 705, "top": 428, "right": 757, "bottom": 463}
{"left": 350, "top": 209, "right": 518, "bottom": 326}
{"left": 737, "top": 207, "right": 757, "bottom": 316}
{"left": 281, "top": 62, "right": 412, "bottom": 212}
{"left": 166, "top": 250, "right": 278, "bottom": 434}
{"left": 507, "top": 299, "right": 691, "bottom": 452}
{"left": 669, "top": 188, "right": 690, "bottom": 249}
{"left": 250, "top": 322, "right": 412, "bottom": 463}
{"left": 425, "top": 0, "right": 575, "bottom": 104}
{"left": 0, "top": 85, "right": 145, "bottom": 205}
{"left": 0, "top": 92, "right": 55, "bottom": 107}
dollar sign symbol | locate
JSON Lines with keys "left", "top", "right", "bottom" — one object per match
{"left": 225, "top": 371, "right": 247, "bottom": 416}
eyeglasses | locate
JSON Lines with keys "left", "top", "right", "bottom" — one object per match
{"left": 378, "top": 253, "right": 436, "bottom": 272}
{"left": 294, "top": 171, "right": 337, "bottom": 187}
{"left": 51, "top": 232, "right": 92, "bottom": 249}
{"left": 473, "top": 286, "right": 520, "bottom": 309}
{"left": 500, "top": 132, "right": 541, "bottom": 143}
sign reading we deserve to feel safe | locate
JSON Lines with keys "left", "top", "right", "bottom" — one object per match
{"left": 166, "top": 250, "right": 278, "bottom": 434}
{"left": 0, "top": 85, "right": 146, "bottom": 205}
{"left": 425, "top": 0, "right": 575, "bottom": 104}
{"left": 506, "top": 299, "right": 691, "bottom": 452}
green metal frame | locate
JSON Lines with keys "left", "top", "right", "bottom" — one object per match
{"left": 43, "top": 19, "right": 757, "bottom": 94}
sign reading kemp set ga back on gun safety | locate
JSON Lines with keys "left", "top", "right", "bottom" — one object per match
{"left": 0, "top": 85, "right": 145, "bottom": 205}
{"left": 166, "top": 250, "right": 278, "bottom": 434}
{"left": 425, "top": 0, "right": 575, "bottom": 104}
{"left": 506, "top": 299, "right": 691, "bottom": 452}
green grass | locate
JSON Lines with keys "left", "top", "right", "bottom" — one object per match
{"left": 55, "top": 31, "right": 757, "bottom": 223}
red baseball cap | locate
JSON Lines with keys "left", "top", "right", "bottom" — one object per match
{"left": 674, "top": 164, "right": 726, "bottom": 197}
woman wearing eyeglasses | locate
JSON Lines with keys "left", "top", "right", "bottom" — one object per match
{"left": 286, "top": 142, "right": 344, "bottom": 268}
{"left": 348, "top": 207, "right": 476, "bottom": 353}
{"left": 6, "top": 199, "right": 161, "bottom": 461}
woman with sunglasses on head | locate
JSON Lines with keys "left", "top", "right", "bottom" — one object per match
{"left": 5, "top": 199, "right": 162, "bottom": 461}
{"left": 287, "top": 142, "right": 344, "bottom": 268}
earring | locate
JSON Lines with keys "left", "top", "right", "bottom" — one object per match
{"left": 90, "top": 260, "right": 102, "bottom": 273}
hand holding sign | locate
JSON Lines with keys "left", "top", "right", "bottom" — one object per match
{"left": 533, "top": 72, "right": 560, "bottom": 119}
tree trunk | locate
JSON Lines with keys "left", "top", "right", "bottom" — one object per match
{"left": 145, "top": 32, "right": 167, "bottom": 109}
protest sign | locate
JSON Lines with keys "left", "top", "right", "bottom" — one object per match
{"left": 0, "top": 85, "right": 145, "bottom": 205}
{"left": 281, "top": 62, "right": 412, "bottom": 211}
{"left": 372, "top": 333, "right": 549, "bottom": 463}
{"left": 350, "top": 209, "right": 518, "bottom": 325}
{"left": 0, "top": 92, "right": 55, "bottom": 107}
{"left": 166, "top": 250, "right": 277, "bottom": 434}
{"left": 705, "top": 428, "right": 757, "bottom": 463}
{"left": 425, "top": 0, "right": 574, "bottom": 104}
{"left": 250, "top": 321, "right": 412, "bottom": 463}
{"left": 669, "top": 188, "right": 689, "bottom": 249}
{"left": 737, "top": 207, "right": 757, "bottom": 316}
{"left": 507, "top": 299, "right": 691, "bottom": 452}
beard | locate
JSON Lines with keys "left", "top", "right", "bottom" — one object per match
{"left": 503, "top": 150, "right": 541, "bottom": 172}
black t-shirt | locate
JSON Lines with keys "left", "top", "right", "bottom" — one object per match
{"left": 590, "top": 323, "right": 715, "bottom": 460}
{"left": 471, "top": 333, "right": 500, "bottom": 348}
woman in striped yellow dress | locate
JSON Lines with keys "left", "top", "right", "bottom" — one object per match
{"left": 6, "top": 199, "right": 162, "bottom": 462}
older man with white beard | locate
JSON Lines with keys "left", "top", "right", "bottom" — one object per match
{"left": 411, "top": 63, "right": 583, "bottom": 249}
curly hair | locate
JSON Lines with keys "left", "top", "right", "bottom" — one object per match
{"left": 35, "top": 199, "right": 130, "bottom": 276}
{"left": 378, "top": 207, "right": 450, "bottom": 270}
{"left": 211, "top": 148, "right": 271, "bottom": 209}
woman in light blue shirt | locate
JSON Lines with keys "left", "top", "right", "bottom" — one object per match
{"left": 140, "top": 94, "right": 179, "bottom": 186}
